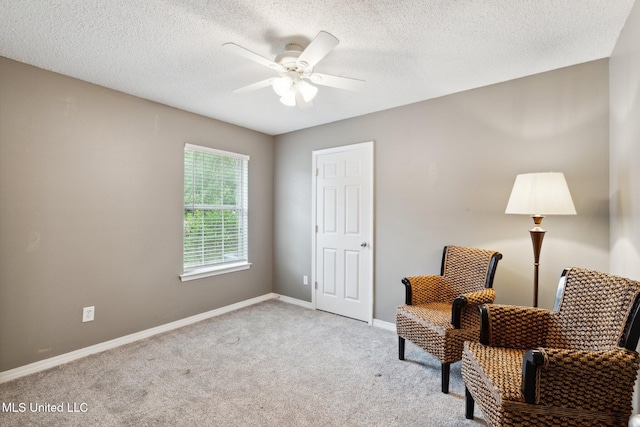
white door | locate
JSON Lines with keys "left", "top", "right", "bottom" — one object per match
{"left": 312, "top": 142, "right": 373, "bottom": 323}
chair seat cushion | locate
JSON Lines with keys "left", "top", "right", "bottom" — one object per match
{"left": 396, "top": 303, "right": 481, "bottom": 363}
{"left": 462, "top": 341, "right": 526, "bottom": 404}
{"left": 398, "top": 303, "right": 453, "bottom": 333}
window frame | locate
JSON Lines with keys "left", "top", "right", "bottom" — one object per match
{"left": 180, "top": 143, "right": 251, "bottom": 281}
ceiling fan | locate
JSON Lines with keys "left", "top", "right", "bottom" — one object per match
{"left": 223, "top": 31, "right": 365, "bottom": 109}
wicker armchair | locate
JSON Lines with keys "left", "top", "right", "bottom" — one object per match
{"left": 462, "top": 267, "right": 640, "bottom": 427}
{"left": 396, "top": 245, "right": 502, "bottom": 393}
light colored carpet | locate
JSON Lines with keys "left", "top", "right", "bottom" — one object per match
{"left": 0, "top": 299, "right": 487, "bottom": 426}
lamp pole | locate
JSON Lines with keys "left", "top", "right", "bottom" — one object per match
{"left": 529, "top": 215, "right": 545, "bottom": 308}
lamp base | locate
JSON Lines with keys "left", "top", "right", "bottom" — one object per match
{"left": 529, "top": 215, "right": 546, "bottom": 308}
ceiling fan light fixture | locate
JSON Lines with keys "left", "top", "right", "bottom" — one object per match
{"left": 276, "top": 79, "right": 317, "bottom": 107}
{"left": 272, "top": 76, "right": 293, "bottom": 97}
{"left": 297, "top": 81, "right": 318, "bottom": 102}
{"left": 279, "top": 90, "right": 296, "bottom": 106}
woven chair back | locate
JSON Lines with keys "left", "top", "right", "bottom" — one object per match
{"left": 547, "top": 267, "right": 640, "bottom": 350}
{"left": 442, "top": 246, "right": 496, "bottom": 295}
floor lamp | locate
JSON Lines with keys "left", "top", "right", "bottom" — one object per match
{"left": 505, "top": 172, "right": 576, "bottom": 307}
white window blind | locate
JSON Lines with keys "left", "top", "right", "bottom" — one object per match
{"left": 183, "top": 144, "right": 249, "bottom": 277}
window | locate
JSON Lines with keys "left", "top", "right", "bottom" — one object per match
{"left": 181, "top": 143, "right": 250, "bottom": 281}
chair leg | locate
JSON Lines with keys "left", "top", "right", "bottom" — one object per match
{"left": 465, "top": 386, "right": 474, "bottom": 419}
{"left": 441, "top": 363, "right": 450, "bottom": 394}
{"left": 398, "top": 337, "right": 405, "bottom": 360}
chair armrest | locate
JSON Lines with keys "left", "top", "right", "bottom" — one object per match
{"left": 523, "top": 347, "right": 640, "bottom": 413}
{"left": 481, "top": 304, "right": 551, "bottom": 348}
{"left": 462, "top": 288, "right": 497, "bottom": 305}
{"left": 452, "top": 288, "right": 496, "bottom": 328}
{"left": 402, "top": 275, "right": 445, "bottom": 305}
{"left": 521, "top": 349, "right": 545, "bottom": 403}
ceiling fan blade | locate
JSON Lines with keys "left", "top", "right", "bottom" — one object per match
{"left": 222, "top": 43, "right": 285, "bottom": 73}
{"left": 297, "top": 31, "right": 339, "bottom": 69}
{"left": 309, "top": 73, "right": 366, "bottom": 91}
{"left": 295, "top": 88, "right": 313, "bottom": 110}
{"left": 233, "top": 78, "right": 275, "bottom": 93}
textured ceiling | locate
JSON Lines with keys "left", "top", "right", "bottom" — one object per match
{"left": 0, "top": 0, "right": 635, "bottom": 135}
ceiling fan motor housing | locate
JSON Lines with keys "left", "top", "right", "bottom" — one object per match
{"left": 275, "top": 44, "right": 312, "bottom": 74}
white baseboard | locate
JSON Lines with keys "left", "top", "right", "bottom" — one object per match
{"left": 0, "top": 293, "right": 395, "bottom": 384}
{"left": 274, "top": 294, "right": 313, "bottom": 309}
{"left": 0, "top": 293, "right": 279, "bottom": 384}
{"left": 273, "top": 295, "right": 396, "bottom": 332}
{"left": 372, "top": 318, "right": 396, "bottom": 332}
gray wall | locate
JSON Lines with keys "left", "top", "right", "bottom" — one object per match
{"left": 610, "top": 0, "right": 640, "bottom": 285}
{"left": 609, "top": 0, "right": 640, "bottom": 414}
{"left": 0, "top": 57, "right": 274, "bottom": 372}
{"left": 0, "top": 53, "right": 614, "bottom": 372}
{"left": 274, "top": 59, "right": 610, "bottom": 323}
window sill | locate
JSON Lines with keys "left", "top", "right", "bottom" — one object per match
{"left": 180, "top": 262, "right": 252, "bottom": 282}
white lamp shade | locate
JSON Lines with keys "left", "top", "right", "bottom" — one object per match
{"left": 297, "top": 81, "right": 318, "bottom": 102}
{"left": 273, "top": 76, "right": 317, "bottom": 107}
{"left": 279, "top": 90, "right": 296, "bottom": 106}
{"left": 505, "top": 172, "right": 577, "bottom": 215}
{"left": 272, "top": 77, "right": 293, "bottom": 97}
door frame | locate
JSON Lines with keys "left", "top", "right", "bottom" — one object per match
{"left": 311, "top": 141, "right": 374, "bottom": 324}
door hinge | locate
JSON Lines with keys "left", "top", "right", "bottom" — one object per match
{"left": 315, "top": 225, "right": 318, "bottom": 233}
{"left": 316, "top": 168, "right": 319, "bottom": 176}
{"left": 315, "top": 282, "right": 318, "bottom": 289}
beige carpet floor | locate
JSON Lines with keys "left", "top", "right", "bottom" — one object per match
{"left": 0, "top": 299, "right": 487, "bottom": 426}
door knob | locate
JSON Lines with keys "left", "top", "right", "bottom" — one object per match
{"left": 360, "top": 242, "right": 367, "bottom": 247}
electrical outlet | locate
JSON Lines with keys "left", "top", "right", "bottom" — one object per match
{"left": 303, "top": 275, "right": 309, "bottom": 285}
{"left": 82, "top": 306, "right": 95, "bottom": 322}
